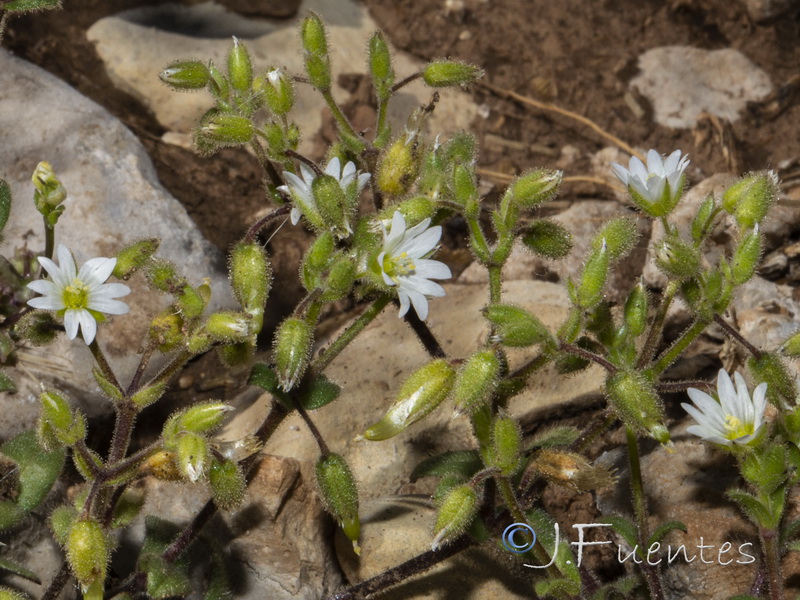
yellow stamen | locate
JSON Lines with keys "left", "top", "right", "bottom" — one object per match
{"left": 62, "top": 279, "right": 90, "bottom": 310}
{"left": 723, "top": 414, "right": 754, "bottom": 440}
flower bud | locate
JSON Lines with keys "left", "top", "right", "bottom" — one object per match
{"left": 301, "top": 13, "right": 331, "bottom": 90}
{"left": 423, "top": 60, "right": 483, "bottom": 87}
{"left": 67, "top": 518, "right": 108, "bottom": 588}
{"left": 622, "top": 281, "right": 648, "bottom": 338}
{"left": 229, "top": 241, "right": 271, "bottom": 333}
{"left": 205, "top": 311, "right": 251, "bottom": 342}
{"left": 368, "top": 31, "right": 394, "bottom": 101}
{"left": 302, "top": 231, "right": 335, "bottom": 290}
{"left": 39, "top": 389, "right": 85, "bottom": 446}
{"left": 432, "top": 484, "right": 478, "bottom": 550}
{"left": 207, "top": 61, "right": 230, "bottom": 102}
{"left": 179, "top": 402, "right": 232, "bottom": 434}
{"left": 361, "top": 359, "right": 456, "bottom": 441}
{"left": 577, "top": 240, "right": 609, "bottom": 309}
{"left": 32, "top": 161, "right": 66, "bottom": 210}
{"left": 316, "top": 453, "right": 360, "bottom": 554}
{"left": 606, "top": 371, "right": 669, "bottom": 443}
{"left": 509, "top": 168, "right": 562, "bottom": 209}
{"left": 731, "top": 225, "right": 762, "bottom": 285}
{"left": 176, "top": 432, "right": 209, "bottom": 482}
{"left": 112, "top": 238, "right": 159, "bottom": 280}
{"left": 377, "top": 137, "right": 419, "bottom": 196}
{"left": 131, "top": 380, "right": 167, "bottom": 409}
{"left": 209, "top": 458, "right": 245, "bottom": 511}
{"left": 312, "top": 173, "right": 348, "bottom": 232}
{"left": 321, "top": 257, "right": 357, "bottom": 302}
{"left": 257, "top": 67, "right": 294, "bottom": 115}
{"left": 273, "top": 317, "right": 313, "bottom": 391}
{"left": 748, "top": 352, "right": 797, "bottom": 407}
{"left": 453, "top": 350, "right": 501, "bottom": 416}
{"left": 177, "top": 284, "right": 206, "bottom": 319}
{"left": 16, "top": 310, "right": 59, "bottom": 346}
{"left": 451, "top": 164, "right": 477, "bottom": 208}
{"left": 199, "top": 114, "right": 254, "bottom": 144}
{"left": 159, "top": 60, "right": 210, "bottom": 90}
{"left": 492, "top": 414, "right": 521, "bottom": 476}
{"left": 722, "top": 171, "right": 778, "bottom": 229}
{"left": 691, "top": 195, "right": 717, "bottom": 243}
{"left": 483, "top": 304, "right": 551, "bottom": 347}
{"left": 145, "top": 259, "right": 184, "bottom": 293}
{"left": 148, "top": 310, "right": 185, "bottom": 352}
{"left": 520, "top": 220, "right": 572, "bottom": 260}
{"left": 654, "top": 236, "right": 700, "bottom": 280}
{"left": 50, "top": 504, "right": 77, "bottom": 546}
{"left": 227, "top": 37, "right": 253, "bottom": 93}
{"left": 592, "top": 216, "right": 638, "bottom": 262}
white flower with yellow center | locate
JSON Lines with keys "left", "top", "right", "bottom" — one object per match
{"left": 26, "top": 245, "right": 131, "bottom": 344}
{"left": 682, "top": 369, "right": 767, "bottom": 447}
{"left": 611, "top": 149, "right": 689, "bottom": 217}
{"left": 377, "top": 211, "right": 451, "bottom": 321}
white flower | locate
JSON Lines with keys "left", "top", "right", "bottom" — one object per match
{"left": 26, "top": 245, "right": 131, "bottom": 344}
{"left": 266, "top": 67, "right": 284, "bottom": 87}
{"left": 377, "top": 211, "right": 452, "bottom": 321}
{"left": 611, "top": 149, "right": 689, "bottom": 216}
{"left": 278, "top": 157, "right": 370, "bottom": 229}
{"left": 682, "top": 369, "right": 767, "bottom": 447}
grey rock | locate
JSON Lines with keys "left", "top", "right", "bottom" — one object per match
{"left": 0, "top": 49, "right": 232, "bottom": 437}
{"left": 739, "top": 0, "right": 798, "bottom": 22}
{"left": 631, "top": 47, "right": 773, "bottom": 129}
{"left": 87, "top": 0, "right": 478, "bottom": 156}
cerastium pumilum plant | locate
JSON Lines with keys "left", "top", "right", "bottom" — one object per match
{"left": 1, "top": 9, "right": 800, "bottom": 600}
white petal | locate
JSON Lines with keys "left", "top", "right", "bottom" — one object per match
{"left": 325, "top": 156, "right": 341, "bottom": 178}
{"left": 397, "top": 290, "right": 411, "bottom": 317}
{"left": 63, "top": 310, "right": 80, "bottom": 340}
{"left": 682, "top": 403, "right": 723, "bottom": 437}
{"left": 28, "top": 296, "right": 64, "bottom": 311}
{"left": 415, "top": 259, "right": 452, "bottom": 280}
{"left": 56, "top": 245, "right": 76, "bottom": 276}
{"left": 38, "top": 256, "right": 70, "bottom": 287}
{"left": 290, "top": 207, "right": 302, "bottom": 225}
{"left": 407, "top": 289, "right": 429, "bottom": 321}
{"left": 610, "top": 163, "right": 630, "bottom": 185}
{"left": 27, "top": 279, "right": 58, "bottom": 296}
{"left": 686, "top": 389, "right": 726, "bottom": 429}
{"left": 356, "top": 172, "right": 371, "bottom": 193}
{"left": 79, "top": 257, "right": 116, "bottom": 285}
{"left": 384, "top": 212, "right": 408, "bottom": 252}
{"left": 400, "top": 226, "right": 442, "bottom": 258}
{"left": 646, "top": 149, "right": 664, "bottom": 175}
{"left": 751, "top": 382, "right": 768, "bottom": 427}
{"left": 646, "top": 176, "right": 666, "bottom": 203}
{"left": 717, "top": 370, "right": 736, "bottom": 412}
{"left": 88, "top": 298, "right": 130, "bottom": 315}
{"left": 401, "top": 275, "right": 446, "bottom": 297}
{"left": 403, "top": 218, "right": 433, "bottom": 241}
{"left": 342, "top": 161, "right": 356, "bottom": 180}
{"left": 663, "top": 149, "right": 682, "bottom": 174}
{"left": 77, "top": 310, "right": 97, "bottom": 344}
{"left": 95, "top": 282, "right": 131, "bottom": 299}
{"left": 299, "top": 163, "right": 316, "bottom": 184}
{"left": 629, "top": 156, "right": 649, "bottom": 182}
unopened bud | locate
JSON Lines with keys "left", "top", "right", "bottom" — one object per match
{"left": 205, "top": 311, "right": 251, "bottom": 342}
{"left": 208, "top": 62, "right": 230, "bottom": 102}
{"left": 209, "top": 458, "right": 245, "bottom": 510}
{"left": 139, "top": 450, "right": 181, "bottom": 481}
{"left": 258, "top": 67, "right": 294, "bottom": 115}
{"left": 50, "top": 504, "right": 77, "bottom": 546}
{"left": 321, "top": 257, "right": 357, "bottom": 302}
{"left": 731, "top": 225, "right": 762, "bottom": 285}
{"left": 159, "top": 60, "right": 210, "bottom": 90}
{"left": 592, "top": 216, "right": 638, "bottom": 262}
{"left": 483, "top": 304, "right": 551, "bottom": 347}
{"left": 510, "top": 168, "right": 562, "bottom": 209}
{"left": 39, "top": 389, "right": 85, "bottom": 446}
{"left": 273, "top": 317, "right": 313, "bottom": 391}
{"left": 577, "top": 240, "right": 609, "bottom": 309}
{"left": 492, "top": 414, "right": 521, "bottom": 476}
{"left": 377, "top": 137, "right": 419, "bottom": 196}
{"left": 368, "top": 31, "right": 394, "bottom": 100}
{"left": 623, "top": 282, "right": 648, "bottom": 338}
{"left": 691, "top": 195, "right": 717, "bottom": 242}
{"left": 227, "top": 37, "right": 253, "bottom": 93}
{"left": 176, "top": 432, "right": 209, "bottom": 482}
{"left": 316, "top": 453, "right": 360, "bottom": 554}
{"left": 113, "top": 238, "right": 159, "bottom": 280}
{"left": 312, "top": 174, "right": 348, "bottom": 232}
{"left": 453, "top": 350, "right": 501, "bottom": 415}
{"left": 748, "top": 352, "right": 797, "bottom": 407}
{"left": 67, "top": 519, "right": 108, "bottom": 588}
{"left": 606, "top": 371, "right": 669, "bottom": 443}
{"left": 229, "top": 241, "right": 271, "bottom": 333}
{"left": 432, "top": 484, "right": 478, "bottom": 550}
{"left": 177, "top": 284, "right": 206, "bottom": 319}
{"left": 423, "top": 60, "right": 483, "bottom": 87}
{"left": 654, "top": 236, "right": 700, "bottom": 280}
{"left": 722, "top": 171, "right": 778, "bottom": 229}
{"left": 146, "top": 259, "right": 184, "bottom": 293}
{"left": 131, "top": 380, "right": 167, "bottom": 409}
{"left": 361, "top": 359, "right": 456, "bottom": 441}
{"left": 301, "top": 13, "right": 331, "bottom": 90}
{"left": 32, "top": 161, "right": 66, "bottom": 209}
{"left": 179, "top": 402, "right": 232, "bottom": 434}
{"left": 148, "top": 310, "right": 185, "bottom": 353}
{"left": 200, "top": 114, "right": 254, "bottom": 144}
{"left": 521, "top": 220, "right": 572, "bottom": 259}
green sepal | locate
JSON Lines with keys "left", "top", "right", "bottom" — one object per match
{"left": 691, "top": 195, "right": 717, "bottom": 243}
{"left": 50, "top": 504, "right": 78, "bottom": 546}
{"left": 72, "top": 445, "right": 103, "bottom": 482}
{"left": 731, "top": 226, "right": 762, "bottom": 285}
{"left": 520, "top": 220, "right": 572, "bottom": 259}
{"left": 591, "top": 216, "right": 638, "bottom": 262}
{"left": 227, "top": 37, "right": 253, "bottom": 93}
{"left": 452, "top": 349, "right": 500, "bottom": 415}
{"left": 159, "top": 60, "right": 209, "bottom": 90}
{"left": 410, "top": 450, "right": 482, "bottom": 482}
{"left": 92, "top": 367, "right": 123, "bottom": 401}
{"left": 492, "top": 414, "right": 522, "bottom": 476}
{"left": 209, "top": 458, "right": 245, "bottom": 511}
{"left": 647, "top": 520, "right": 687, "bottom": 548}
{"left": 110, "top": 487, "right": 146, "bottom": 529}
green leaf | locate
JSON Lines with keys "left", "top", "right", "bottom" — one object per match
{"left": 411, "top": 450, "right": 482, "bottom": 482}
{"left": 781, "top": 518, "right": 800, "bottom": 546}
{"left": 203, "top": 541, "right": 232, "bottom": 600}
{"left": 3, "top": 0, "right": 60, "bottom": 12}
{"left": 591, "top": 574, "right": 642, "bottom": 600}
{"left": 138, "top": 516, "right": 191, "bottom": 599}
{"left": 741, "top": 444, "right": 786, "bottom": 494}
{"left": 0, "top": 179, "right": 10, "bottom": 234}
{"left": 248, "top": 363, "right": 291, "bottom": 408}
{"left": 534, "top": 576, "right": 581, "bottom": 599}
{"left": 601, "top": 514, "right": 638, "bottom": 551}
{"left": 727, "top": 489, "right": 771, "bottom": 528}
{"left": 0, "top": 431, "right": 65, "bottom": 513}
{"left": 110, "top": 487, "right": 146, "bottom": 529}
{"left": 648, "top": 520, "right": 687, "bottom": 547}
{"left": 300, "top": 375, "right": 340, "bottom": 410}
{"left": 527, "top": 426, "right": 580, "bottom": 450}
{"left": 0, "top": 557, "right": 40, "bottom": 583}
{"left": 0, "top": 501, "right": 26, "bottom": 530}
{"left": 0, "top": 371, "right": 16, "bottom": 394}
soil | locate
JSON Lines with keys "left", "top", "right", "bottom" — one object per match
{"left": 3, "top": 0, "right": 800, "bottom": 595}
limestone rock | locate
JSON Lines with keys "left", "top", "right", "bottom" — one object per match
{"left": 630, "top": 47, "right": 773, "bottom": 129}
{"left": 0, "top": 49, "right": 232, "bottom": 437}
{"left": 87, "top": 0, "right": 478, "bottom": 156}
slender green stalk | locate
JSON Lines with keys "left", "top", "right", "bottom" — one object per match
{"left": 321, "top": 89, "right": 366, "bottom": 153}
{"left": 651, "top": 319, "right": 709, "bottom": 375}
{"left": 760, "top": 528, "right": 785, "bottom": 600}
{"left": 374, "top": 98, "right": 390, "bottom": 148}
{"left": 390, "top": 71, "right": 422, "bottom": 94}
{"left": 488, "top": 265, "right": 503, "bottom": 305}
{"left": 43, "top": 221, "right": 55, "bottom": 261}
{"left": 637, "top": 281, "right": 678, "bottom": 369}
{"left": 89, "top": 339, "right": 122, "bottom": 393}
{"left": 313, "top": 295, "right": 390, "bottom": 373}
{"left": 626, "top": 427, "right": 665, "bottom": 600}
{"left": 714, "top": 314, "right": 763, "bottom": 359}
{"left": 466, "top": 216, "right": 491, "bottom": 263}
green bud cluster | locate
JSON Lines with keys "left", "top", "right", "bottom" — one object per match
{"left": 32, "top": 161, "right": 66, "bottom": 226}
{"left": 722, "top": 171, "right": 777, "bottom": 229}
{"left": 37, "top": 389, "right": 86, "bottom": 448}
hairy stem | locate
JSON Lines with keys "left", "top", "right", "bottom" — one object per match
{"left": 390, "top": 71, "right": 423, "bottom": 94}
{"left": 714, "top": 314, "right": 763, "bottom": 359}
{"left": 651, "top": 319, "right": 710, "bottom": 375}
{"left": 89, "top": 339, "right": 122, "bottom": 393}
{"left": 760, "top": 528, "right": 785, "bottom": 600}
{"left": 560, "top": 342, "right": 618, "bottom": 373}
{"left": 244, "top": 204, "right": 291, "bottom": 243}
{"left": 41, "top": 561, "right": 71, "bottom": 600}
{"left": 637, "top": 281, "right": 678, "bottom": 369}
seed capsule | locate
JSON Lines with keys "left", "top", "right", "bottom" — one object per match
{"left": 431, "top": 484, "right": 478, "bottom": 550}
{"left": 273, "top": 317, "right": 313, "bottom": 391}
{"left": 67, "top": 518, "right": 108, "bottom": 588}
{"left": 159, "top": 60, "right": 210, "bottom": 90}
{"left": 316, "top": 453, "right": 360, "bottom": 554}
{"left": 452, "top": 350, "right": 501, "bottom": 415}
{"left": 422, "top": 60, "right": 484, "bottom": 87}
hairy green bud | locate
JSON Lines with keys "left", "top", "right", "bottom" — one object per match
{"left": 208, "top": 61, "right": 230, "bottom": 102}
{"left": 113, "top": 238, "right": 159, "bottom": 280}
{"left": 362, "top": 359, "right": 456, "bottom": 440}
{"left": 199, "top": 114, "right": 254, "bottom": 144}
{"left": 312, "top": 174, "right": 349, "bottom": 233}
{"left": 622, "top": 281, "right": 648, "bottom": 338}
{"left": 606, "top": 371, "right": 669, "bottom": 443}
{"left": 432, "top": 484, "right": 478, "bottom": 550}
{"left": 227, "top": 36, "right": 253, "bottom": 93}
{"left": 159, "top": 60, "right": 209, "bottom": 90}
{"left": 257, "top": 67, "right": 294, "bottom": 115}
{"left": 321, "top": 257, "right": 357, "bottom": 302}
{"left": 520, "top": 220, "right": 572, "bottom": 259}
{"left": 148, "top": 310, "right": 185, "bottom": 353}
{"left": 177, "top": 284, "right": 206, "bottom": 319}
{"left": 422, "top": 60, "right": 484, "bottom": 87}
{"left": 654, "top": 236, "right": 700, "bottom": 280}
{"left": 510, "top": 168, "right": 562, "bottom": 209}
{"left": 731, "top": 225, "right": 762, "bottom": 285}
{"left": 39, "top": 389, "right": 85, "bottom": 447}
{"left": 577, "top": 240, "right": 609, "bottom": 309}
{"left": 302, "top": 231, "right": 335, "bottom": 290}
{"left": 131, "top": 380, "right": 167, "bottom": 409}
{"left": 176, "top": 432, "right": 209, "bottom": 482}
{"left": 377, "top": 137, "right": 419, "bottom": 196}
{"left": 179, "top": 402, "right": 232, "bottom": 434}
{"left": 229, "top": 241, "right": 271, "bottom": 333}
{"left": 316, "top": 453, "right": 360, "bottom": 554}
{"left": 145, "top": 259, "right": 184, "bottom": 293}
{"left": 273, "top": 317, "right": 313, "bottom": 391}
{"left": 50, "top": 504, "right": 77, "bottom": 546}
{"left": 209, "top": 458, "right": 246, "bottom": 511}
{"left": 67, "top": 518, "right": 108, "bottom": 588}
{"left": 301, "top": 13, "right": 331, "bottom": 90}
{"left": 722, "top": 171, "right": 778, "bottom": 229}
{"left": 32, "top": 161, "right": 66, "bottom": 226}
{"left": 592, "top": 216, "right": 638, "bottom": 262}
{"left": 368, "top": 31, "right": 394, "bottom": 101}
{"left": 205, "top": 311, "right": 251, "bottom": 342}
{"left": 748, "top": 352, "right": 797, "bottom": 407}
{"left": 484, "top": 304, "right": 551, "bottom": 347}
{"left": 453, "top": 350, "right": 501, "bottom": 416}
{"left": 691, "top": 195, "right": 717, "bottom": 243}
{"left": 492, "top": 414, "right": 522, "bottom": 476}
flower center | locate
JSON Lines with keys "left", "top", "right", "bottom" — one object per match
{"left": 723, "top": 414, "right": 754, "bottom": 440}
{"left": 383, "top": 252, "right": 416, "bottom": 280}
{"left": 62, "top": 278, "right": 90, "bottom": 310}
